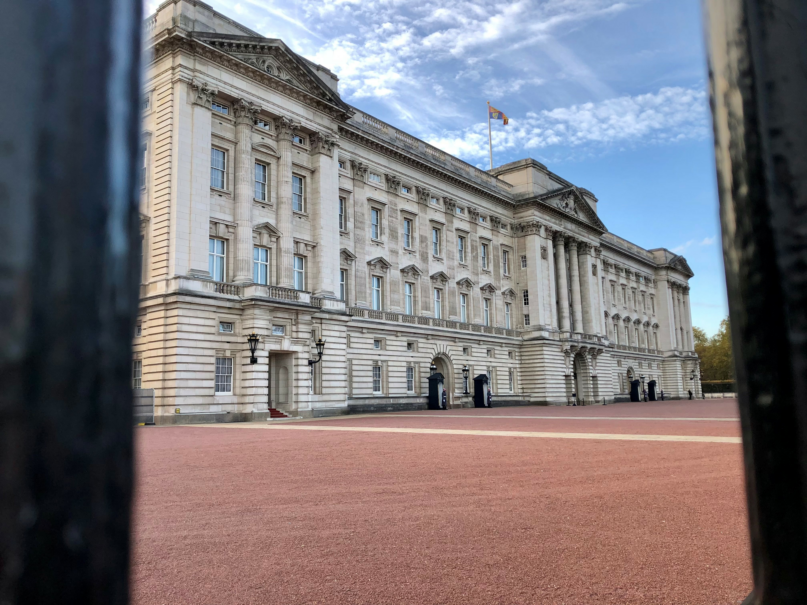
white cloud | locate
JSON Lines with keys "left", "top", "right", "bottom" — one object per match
{"left": 672, "top": 235, "right": 717, "bottom": 254}
{"left": 427, "top": 86, "right": 709, "bottom": 161}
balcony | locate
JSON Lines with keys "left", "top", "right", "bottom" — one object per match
{"left": 348, "top": 307, "right": 520, "bottom": 338}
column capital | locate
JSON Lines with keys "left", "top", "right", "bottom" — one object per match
{"left": 513, "top": 220, "right": 542, "bottom": 236}
{"left": 578, "top": 241, "right": 591, "bottom": 255}
{"left": 310, "top": 131, "right": 338, "bottom": 156}
{"left": 276, "top": 116, "right": 301, "bottom": 141}
{"left": 416, "top": 185, "right": 431, "bottom": 205}
{"left": 552, "top": 230, "right": 566, "bottom": 245}
{"left": 350, "top": 159, "right": 369, "bottom": 180}
{"left": 190, "top": 78, "right": 217, "bottom": 107}
{"left": 385, "top": 173, "right": 402, "bottom": 193}
{"left": 233, "top": 99, "right": 261, "bottom": 125}
{"left": 567, "top": 237, "right": 579, "bottom": 251}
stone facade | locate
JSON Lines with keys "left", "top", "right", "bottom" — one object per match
{"left": 136, "top": 0, "right": 701, "bottom": 421}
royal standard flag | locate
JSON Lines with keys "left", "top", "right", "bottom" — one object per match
{"left": 489, "top": 105, "right": 509, "bottom": 125}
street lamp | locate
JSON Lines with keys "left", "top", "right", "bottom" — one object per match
{"left": 308, "top": 338, "right": 326, "bottom": 366}
{"left": 690, "top": 369, "right": 696, "bottom": 380}
{"left": 247, "top": 333, "right": 260, "bottom": 364}
{"left": 462, "top": 365, "right": 470, "bottom": 394}
{"left": 430, "top": 363, "right": 437, "bottom": 376}
{"left": 640, "top": 374, "right": 646, "bottom": 402}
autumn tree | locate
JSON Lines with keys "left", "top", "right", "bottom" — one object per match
{"left": 694, "top": 317, "right": 734, "bottom": 381}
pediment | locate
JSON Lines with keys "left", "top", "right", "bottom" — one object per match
{"left": 456, "top": 277, "right": 475, "bottom": 289}
{"left": 400, "top": 264, "right": 423, "bottom": 277}
{"left": 501, "top": 287, "right": 517, "bottom": 299}
{"left": 254, "top": 221, "right": 281, "bottom": 237}
{"left": 669, "top": 254, "right": 695, "bottom": 277}
{"left": 340, "top": 248, "right": 357, "bottom": 263}
{"left": 192, "top": 33, "right": 351, "bottom": 116}
{"left": 480, "top": 282, "right": 497, "bottom": 294}
{"left": 533, "top": 186, "right": 607, "bottom": 232}
{"left": 367, "top": 256, "right": 392, "bottom": 272}
{"left": 430, "top": 271, "right": 450, "bottom": 285}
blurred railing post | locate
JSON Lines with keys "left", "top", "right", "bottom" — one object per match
{"left": 704, "top": 1, "right": 807, "bottom": 603}
{"left": 0, "top": 0, "right": 143, "bottom": 601}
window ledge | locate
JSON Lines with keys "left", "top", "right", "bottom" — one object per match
{"left": 432, "top": 255, "right": 444, "bottom": 262}
{"left": 340, "top": 230, "right": 350, "bottom": 236}
{"left": 371, "top": 238, "right": 384, "bottom": 245}
{"left": 253, "top": 198, "right": 273, "bottom": 205}
{"left": 293, "top": 211, "right": 310, "bottom": 219}
{"left": 210, "top": 186, "right": 232, "bottom": 196}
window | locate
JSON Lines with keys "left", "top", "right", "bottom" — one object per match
{"left": 406, "top": 366, "right": 415, "bottom": 393}
{"left": 651, "top": 297, "right": 655, "bottom": 314}
{"left": 434, "top": 289, "right": 442, "bottom": 319}
{"left": 293, "top": 134, "right": 306, "bottom": 145}
{"left": 404, "top": 282, "right": 414, "bottom": 315}
{"left": 625, "top": 326, "right": 630, "bottom": 344}
{"left": 373, "top": 340, "right": 382, "bottom": 350}
{"left": 209, "top": 238, "right": 225, "bottom": 282}
{"left": 372, "top": 365, "right": 382, "bottom": 394}
{"left": 293, "top": 255, "right": 305, "bottom": 290}
{"left": 522, "top": 290, "right": 529, "bottom": 306}
{"left": 430, "top": 197, "right": 439, "bottom": 205}
{"left": 524, "top": 314, "right": 530, "bottom": 326}
{"left": 211, "top": 148, "right": 226, "bottom": 189}
{"left": 432, "top": 228, "right": 440, "bottom": 256}
{"left": 256, "top": 119, "right": 272, "bottom": 130}
{"left": 521, "top": 255, "right": 527, "bottom": 269}
{"left": 371, "top": 208, "right": 381, "bottom": 240}
{"left": 632, "top": 290, "right": 637, "bottom": 309}
{"left": 211, "top": 102, "right": 229, "bottom": 114}
{"left": 372, "top": 276, "right": 382, "bottom": 310}
{"left": 479, "top": 215, "right": 486, "bottom": 224}
{"left": 483, "top": 299, "right": 490, "bottom": 326}
{"left": 292, "top": 175, "right": 304, "bottom": 212}
{"left": 309, "top": 365, "right": 314, "bottom": 395}
{"left": 508, "top": 370, "right": 514, "bottom": 392}
{"left": 369, "top": 173, "right": 382, "bottom": 184}
{"left": 401, "top": 185, "right": 411, "bottom": 194}
{"left": 272, "top": 325, "right": 285, "bottom": 336}
{"left": 403, "top": 218, "right": 412, "bottom": 248}
{"left": 463, "top": 347, "right": 470, "bottom": 355}
{"left": 642, "top": 293, "right": 646, "bottom": 311}
{"left": 140, "top": 144, "right": 147, "bottom": 188}
{"left": 339, "top": 197, "right": 346, "bottom": 231}
{"left": 252, "top": 247, "right": 269, "bottom": 284}
{"left": 135, "top": 323, "right": 142, "bottom": 337}
{"left": 215, "top": 357, "right": 233, "bottom": 393}
{"left": 502, "top": 250, "right": 510, "bottom": 275}
{"left": 219, "top": 322, "right": 234, "bottom": 333}
{"left": 610, "top": 283, "right": 616, "bottom": 303}
{"left": 457, "top": 236, "right": 466, "bottom": 263}
{"left": 481, "top": 243, "right": 489, "bottom": 269}
{"left": 255, "top": 163, "right": 267, "bottom": 201}
{"left": 621, "top": 286, "right": 627, "bottom": 305}
{"left": 505, "top": 303, "right": 512, "bottom": 329}
{"left": 460, "top": 293, "right": 468, "bottom": 323}
{"left": 654, "top": 332, "right": 659, "bottom": 349}
{"left": 340, "top": 269, "right": 347, "bottom": 302}
{"left": 337, "top": 160, "right": 345, "bottom": 170}
{"left": 487, "top": 349, "right": 493, "bottom": 358}
{"left": 132, "top": 360, "right": 142, "bottom": 389}
{"left": 407, "top": 342, "right": 415, "bottom": 352}
{"left": 456, "top": 206, "right": 463, "bottom": 215}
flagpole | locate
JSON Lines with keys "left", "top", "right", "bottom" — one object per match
{"left": 487, "top": 101, "right": 493, "bottom": 170}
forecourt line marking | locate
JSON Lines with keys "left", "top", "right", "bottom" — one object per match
{"left": 191, "top": 423, "right": 741, "bottom": 444}
{"left": 392, "top": 415, "right": 739, "bottom": 422}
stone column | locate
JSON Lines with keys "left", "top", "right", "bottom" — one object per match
{"left": 350, "top": 160, "right": 369, "bottom": 307}
{"left": 310, "top": 131, "right": 339, "bottom": 298}
{"left": 232, "top": 99, "right": 260, "bottom": 283}
{"left": 578, "top": 242, "right": 594, "bottom": 335}
{"left": 544, "top": 227, "right": 558, "bottom": 329}
{"left": 677, "top": 288, "right": 688, "bottom": 350}
{"left": 187, "top": 79, "right": 217, "bottom": 279}
{"left": 671, "top": 284, "right": 682, "bottom": 349}
{"left": 276, "top": 117, "right": 299, "bottom": 289}
{"left": 683, "top": 286, "right": 693, "bottom": 349}
{"left": 568, "top": 239, "right": 584, "bottom": 334}
{"left": 595, "top": 248, "right": 606, "bottom": 335}
{"left": 385, "top": 174, "right": 402, "bottom": 311}
{"left": 444, "top": 199, "right": 459, "bottom": 319}
{"left": 553, "top": 232, "right": 571, "bottom": 332}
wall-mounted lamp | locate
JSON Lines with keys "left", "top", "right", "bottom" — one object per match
{"left": 247, "top": 333, "right": 260, "bottom": 364}
{"left": 462, "top": 365, "right": 470, "bottom": 394}
{"left": 308, "top": 338, "right": 326, "bottom": 366}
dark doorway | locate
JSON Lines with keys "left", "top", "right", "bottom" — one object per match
{"left": 428, "top": 372, "right": 445, "bottom": 410}
{"left": 630, "top": 379, "right": 641, "bottom": 402}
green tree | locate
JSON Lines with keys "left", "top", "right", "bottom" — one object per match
{"left": 694, "top": 317, "right": 734, "bottom": 381}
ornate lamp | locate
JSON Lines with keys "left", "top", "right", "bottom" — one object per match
{"left": 430, "top": 363, "right": 437, "bottom": 376}
{"left": 247, "top": 333, "right": 260, "bottom": 364}
{"left": 462, "top": 365, "right": 470, "bottom": 394}
{"left": 308, "top": 338, "right": 326, "bottom": 366}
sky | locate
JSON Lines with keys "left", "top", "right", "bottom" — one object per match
{"left": 147, "top": 0, "right": 729, "bottom": 335}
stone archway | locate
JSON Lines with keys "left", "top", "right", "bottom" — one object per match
{"left": 572, "top": 352, "right": 593, "bottom": 404}
{"left": 431, "top": 354, "right": 454, "bottom": 408}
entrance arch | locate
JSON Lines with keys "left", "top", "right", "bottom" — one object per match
{"left": 572, "top": 353, "right": 592, "bottom": 405}
{"left": 430, "top": 354, "right": 454, "bottom": 408}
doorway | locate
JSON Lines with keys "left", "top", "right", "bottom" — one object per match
{"left": 268, "top": 352, "right": 294, "bottom": 412}
{"left": 430, "top": 354, "right": 454, "bottom": 408}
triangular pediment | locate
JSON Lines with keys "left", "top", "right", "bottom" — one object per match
{"left": 430, "top": 271, "right": 450, "bottom": 285}
{"left": 533, "top": 186, "right": 607, "bottom": 232}
{"left": 669, "top": 254, "right": 695, "bottom": 277}
{"left": 191, "top": 33, "right": 352, "bottom": 116}
{"left": 340, "top": 248, "right": 357, "bottom": 264}
{"left": 400, "top": 264, "right": 423, "bottom": 277}
{"left": 367, "top": 256, "right": 392, "bottom": 271}
{"left": 480, "top": 282, "right": 497, "bottom": 294}
{"left": 501, "top": 287, "right": 517, "bottom": 299}
{"left": 254, "top": 221, "right": 281, "bottom": 237}
{"left": 456, "top": 277, "right": 475, "bottom": 289}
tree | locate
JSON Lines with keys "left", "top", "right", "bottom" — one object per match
{"left": 694, "top": 317, "right": 734, "bottom": 381}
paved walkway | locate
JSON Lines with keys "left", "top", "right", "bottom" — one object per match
{"left": 132, "top": 399, "right": 751, "bottom": 605}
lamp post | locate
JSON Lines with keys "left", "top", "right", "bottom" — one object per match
{"left": 430, "top": 363, "right": 437, "bottom": 376}
{"left": 308, "top": 338, "right": 326, "bottom": 366}
{"left": 640, "top": 374, "right": 646, "bottom": 402}
{"left": 247, "top": 332, "right": 260, "bottom": 364}
{"left": 462, "top": 365, "right": 469, "bottom": 394}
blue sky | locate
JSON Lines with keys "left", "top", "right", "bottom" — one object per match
{"left": 149, "top": 0, "right": 728, "bottom": 335}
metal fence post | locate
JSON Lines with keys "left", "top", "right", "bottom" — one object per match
{"left": 704, "top": 1, "right": 807, "bottom": 602}
{"left": 0, "top": 0, "right": 143, "bottom": 601}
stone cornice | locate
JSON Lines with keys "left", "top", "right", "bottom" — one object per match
{"left": 339, "top": 124, "right": 514, "bottom": 209}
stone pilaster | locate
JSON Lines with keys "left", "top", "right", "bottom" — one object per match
{"left": 310, "top": 131, "right": 339, "bottom": 297}
{"left": 671, "top": 283, "right": 682, "bottom": 350}
{"left": 385, "top": 173, "right": 403, "bottom": 311}
{"left": 187, "top": 79, "right": 217, "bottom": 279}
{"left": 544, "top": 227, "right": 558, "bottom": 329}
{"left": 276, "top": 117, "right": 299, "bottom": 289}
{"left": 568, "top": 238, "right": 583, "bottom": 334}
{"left": 232, "top": 99, "right": 261, "bottom": 283}
{"left": 350, "top": 160, "right": 369, "bottom": 307}
{"left": 553, "top": 231, "right": 571, "bottom": 332}
{"left": 578, "top": 241, "right": 594, "bottom": 335}
{"left": 444, "top": 198, "right": 459, "bottom": 319}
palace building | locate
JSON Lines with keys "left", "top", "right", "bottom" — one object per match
{"left": 136, "top": 0, "right": 701, "bottom": 421}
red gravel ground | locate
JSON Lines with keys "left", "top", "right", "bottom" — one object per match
{"left": 131, "top": 400, "right": 751, "bottom": 605}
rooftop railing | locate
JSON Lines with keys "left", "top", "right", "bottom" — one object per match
{"left": 348, "top": 307, "right": 519, "bottom": 337}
